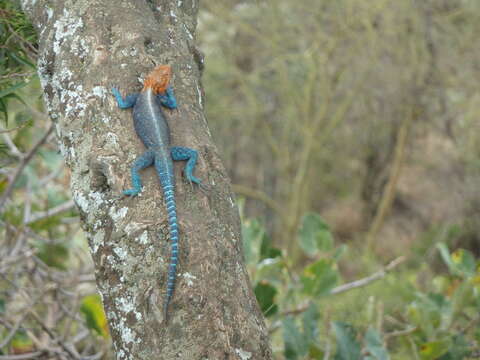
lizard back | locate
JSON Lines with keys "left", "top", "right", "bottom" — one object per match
{"left": 132, "top": 88, "right": 171, "bottom": 151}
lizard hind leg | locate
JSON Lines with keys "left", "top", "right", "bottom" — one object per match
{"left": 170, "top": 146, "right": 202, "bottom": 185}
{"left": 123, "top": 150, "right": 155, "bottom": 196}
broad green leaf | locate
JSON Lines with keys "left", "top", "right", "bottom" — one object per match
{"left": 332, "top": 322, "right": 361, "bottom": 360}
{"left": 301, "top": 259, "right": 339, "bottom": 297}
{"left": 283, "top": 317, "right": 307, "bottom": 360}
{"left": 255, "top": 257, "right": 285, "bottom": 283}
{"left": 10, "top": 330, "right": 34, "bottom": 355}
{"left": 302, "top": 303, "right": 320, "bottom": 342}
{"left": 299, "top": 213, "right": 334, "bottom": 256}
{"left": 0, "top": 299, "right": 4, "bottom": 313}
{"left": 419, "top": 339, "right": 451, "bottom": 360}
{"left": 437, "top": 243, "right": 454, "bottom": 271}
{"left": 80, "top": 294, "right": 109, "bottom": 338}
{"left": 37, "top": 242, "right": 69, "bottom": 270}
{"left": 254, "top": 281, "right": 278, "bottom": 317}
{"left": 437, "top": 244, "right": 475, "bottom": 278}
{"left": 364, "top": 327, "right": 389, "bottom": 360}
{"left": 451, "top": 249, "right": 476, "bottom": 277}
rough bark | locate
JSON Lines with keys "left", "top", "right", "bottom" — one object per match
{"left": 20, "top": 0, "right": 272, "bottom": 358}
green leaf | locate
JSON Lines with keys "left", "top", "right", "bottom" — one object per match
{"left": 299, "top": 213, "right": 334, "bottom": 256}
{"left": 283, "top": 317, "right": 307, "bottom": 360}
{"left": 438, "top": 335, "right": 472, "bottom": 360}
{"left": 364, "top": 327, "right": 389, "bottom": 360}
{"left": 419, "top": 339, "right": 451, "bottom": 360}
{"left": 437, "top": 243, "right": 454, "bottom": 270}
{"left": 0, "top": 98, "right": 8, "bottom": 123}
{"left": 437, "top": 243, "right": 476, "bottom": 278}
{"left": 301, "top": 259, "right": 339, "bottom": 297}
{"left": 308, "top": 344, "right": 324, "bottom": 360}
{"left": 9, "top": 52, "right": 36, "bottom": 69}
{"left": 254, "top": 281, "right": 278, "bottom": 317}
{"left": 0, "top": 81, "right": 29, "bottom": 99}
{"left": 332, "top": 322, "right": 361, "bottom": 360}
{"left": 10, "top": 329, "right": 34, "bottom": 355}
{"left": 80, "top": 294, "right": 109, "bottom": 338}
{"left": 302, "top": 303, "right": 320, "bottom": 341}
{"left": 36, "top": 242, "right": 69, "bottom": 270}
{"left": 451, "top": 249, "right": 476, "bottom": 277}
{"left": 0, "top": 298, "right": 5, "bottom": 313}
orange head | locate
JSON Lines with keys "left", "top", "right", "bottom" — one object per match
{"left": 143, "top": 65, "right": 172, "bottom": 94}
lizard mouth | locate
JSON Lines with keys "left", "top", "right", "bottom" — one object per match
{"left": 143, "top": 65, "right": 172, "bottom": 94}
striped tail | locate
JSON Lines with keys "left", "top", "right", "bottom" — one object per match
{"left": 162, "top": 182, "right": 178, "bottom": 322}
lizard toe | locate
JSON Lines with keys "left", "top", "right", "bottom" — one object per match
{"left": 123, "top": 188, "right": 141, "bottom": 197}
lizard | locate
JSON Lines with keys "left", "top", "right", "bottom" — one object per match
{"left": 112, "top": 65, "right": 203, "bottom": 322}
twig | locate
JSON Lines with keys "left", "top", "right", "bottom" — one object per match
{"left": 28, "top": 310, "right": 80, "bottom": 360}
{"left": 2, "top": 133, "right": 23, "bottom": 157}
{"left": 384, "top": 326, "right": 417, "bottom": 340}
{"left": 0, "top": 121, "right": 31, "bottom": 134}
{"left": 25, "top": 200, "right": 76, "bottom": 225}
{"left": 365, "top": 112, "right": 412, "bottom": 252}
{"left": 0, "top": 72, "right": 35, "bottom": 80}
{"left": 0, "top": 313, "right": 29, "bottom": 349}
{"left": 232, "top": 184, "right": 286, "bottom": 222}
{"left": 0, "top": 123, "right": 54, "bottom": 211}
{"left": 330, "top": 256, "right": 406, "bottom": 294}
{"left": 0, "top": 352, "right": 46, "bottom": 360}
{"left": 281, "top": 257, "right": 406, "bottom": 316}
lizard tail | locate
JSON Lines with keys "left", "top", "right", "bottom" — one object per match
{"left": 163, "top": 183, "right": 178, "bottom": 322}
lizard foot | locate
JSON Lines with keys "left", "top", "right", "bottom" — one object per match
{"left": 123, "top": 188, "right": 142, "bottom": 197}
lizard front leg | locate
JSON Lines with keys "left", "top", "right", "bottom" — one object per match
{"left": 124, "top": 150, "right": 155, "bottom": 196}
{"left": 157, "top": 86, "right": 177, "bottom": 109}
{"left": 112, "top": 88, "right": 139, "bottom": 109}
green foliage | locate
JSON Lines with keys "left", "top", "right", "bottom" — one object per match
{"left": 364, "top": 328, "right": 389, "bottom": 360}
{"left": 10, "top": 329, "right": 34, "bottom": 355}
{"left": 80, "top": 294, "right": 109, "bottom": 338}
{"left": 254, "top": 281, "right": 278, "bottom": 317}
{"left": 301, "top": 259, "right": 339, "bottom": 297}
{"left": 299, "top": 213, "right": 334, "bottom": 255}
{"left": 243, "top": 214, "right": 479, "bottom": 359}
{"left": 0, "top": 1, "right": 37, "bottom": 125}
{"left": 283, "top": 305, "right": 322, "bottom": 360}
{"left": 332, "top": 322, "right": 361, "bottom": 360}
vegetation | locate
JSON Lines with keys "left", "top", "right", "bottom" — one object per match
{"left": 1, "top": 0, "right": 479, "bottom": 359}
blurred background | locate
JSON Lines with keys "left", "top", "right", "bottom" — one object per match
{"left": 1, "top": 0, "right": 479, "bottom": 359}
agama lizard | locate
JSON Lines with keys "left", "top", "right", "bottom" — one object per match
{"left": 112, "top": 65, "right": 203, "bottom": 321}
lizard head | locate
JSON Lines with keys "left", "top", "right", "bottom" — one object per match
{"left": 143, "top": 65, "right": 172, "bottom": 94}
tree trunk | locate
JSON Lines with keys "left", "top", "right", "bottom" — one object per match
{"left": 20, "top": 0, "right": 272, "bottom": 358}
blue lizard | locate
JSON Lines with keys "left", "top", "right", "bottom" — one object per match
{"left": 112, "top": 65, "right": 202, "bottom": 322}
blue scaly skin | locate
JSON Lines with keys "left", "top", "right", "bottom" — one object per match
{"left": 112, "top": 65, "right": 202, "bottom": 322}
